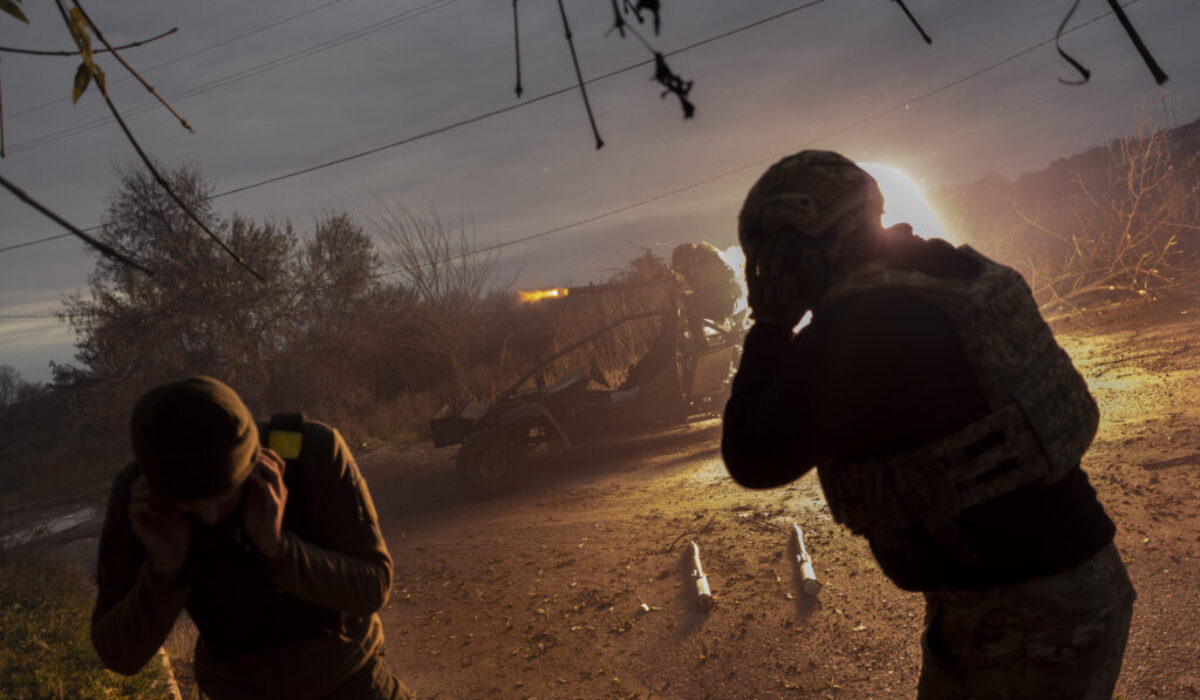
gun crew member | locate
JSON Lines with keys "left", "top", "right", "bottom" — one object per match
{"left": 722, "top": 150, "right": 1133, "bottom": 699}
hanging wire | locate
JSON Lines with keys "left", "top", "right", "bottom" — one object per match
{"left": 891, "top": 0, "right": 932, "bottom": 44}
{"left": 556, "top": 0, "right": 604, "bottom": 149}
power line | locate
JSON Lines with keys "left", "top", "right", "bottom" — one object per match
{"left": 165, "top": 0, "right": 1150, "bottom": 206}
{"left": 1, "top": 0, "right": 1151, "bottom": 262}
{"left": 0, "top": 173, "right": 154, "bottom": 275}
{"left": 0, "top": 232, "right": 74, "bottom": 253}
{"left": 5, "top": 0, "right": 460, "bottom": 154}
{"left": 5, "top": 0, "right": 349, "bottom": 123}
{"left": 372, "top": 0, "right": 1160, "bottom": 276}
{"left": 2, "top": 0, "right": 836, "bottom": 252}
{"left": 210, "top": 0, "right": 836, "bottom": 198}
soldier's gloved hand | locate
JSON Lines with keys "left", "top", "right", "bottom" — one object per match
{"left": 243, "top": 448, "right": 289, "bottom": 562}
{"left": 129, "top": 476, "right": 192, "bottom": 579}
{"left": 745, "top": 233, "right": 821, "bottom": 328}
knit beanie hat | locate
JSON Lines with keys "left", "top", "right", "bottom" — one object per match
{"left": 130, "top": 376, "right": 259, "bottom": 502}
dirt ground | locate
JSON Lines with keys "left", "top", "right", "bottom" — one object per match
{"left": 5, "top": 294, "right": 1196, "bottom": 699}
{"left": 358, "top": 294, "right": 1200, "bottom": 700}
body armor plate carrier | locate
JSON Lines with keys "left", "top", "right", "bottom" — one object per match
{"left": 814, "top": 246, "right": 1099, "bottom": 547}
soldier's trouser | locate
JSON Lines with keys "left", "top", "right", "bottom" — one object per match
{"left": 325, "top": 653, "right": 413, "bottom": 700}
{"left": 917, "top": 542, "right": 1134, "bottom": 700}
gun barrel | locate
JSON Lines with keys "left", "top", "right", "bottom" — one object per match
{"left": 565, "top": 277, "right": 674, "bottom": 296}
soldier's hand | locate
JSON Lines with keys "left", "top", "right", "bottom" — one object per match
{"left": 243, "top": 449, "right": 288, "bottom": 562}
{"left": 745, "top": 233, "right": 819, "bottom": 328}
{"left": 129, "top": 476, "right": 192, "bottom": 578}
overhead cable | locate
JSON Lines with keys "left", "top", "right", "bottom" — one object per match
{"left": 1, "top": 0, "right": 1150, "bottom": 261}
{"left": 5, "top": 0, "right": 349, "bottom": 122}
{"left": 6, "top": 0, "right": 459, "bottom": 154}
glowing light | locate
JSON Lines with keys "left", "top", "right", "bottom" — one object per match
{"left": 518, "top": 287, "right": 570, "bottom": 304}
{"left": 859, "top": 162, "right": 954, "bottom": 245}
{"left": 722, "top": 163, "right": 946, "bottom": 331}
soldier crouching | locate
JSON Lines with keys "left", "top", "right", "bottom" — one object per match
{"left": 90, "top": 375, "right": 412, "bottom": 699}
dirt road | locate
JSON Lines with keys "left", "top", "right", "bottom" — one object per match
{"left": 362, "top": 297, "right": 1200, "bottom": 700}
{"left": 8, "top": 298, "right": 1194, "bottom": 699}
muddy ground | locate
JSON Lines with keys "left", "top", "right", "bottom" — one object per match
{"left": 357, "top": 294, "right": 1200, "bottom": 699}
{"left": 6, "top": 295, "right": 1198, "bottom": 699}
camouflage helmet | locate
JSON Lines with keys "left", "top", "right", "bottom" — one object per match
{"left": 738, "top": 150, "right": 884, "bottom": 257}
{"left": 671, "top": 241, "right": 724, "bottom": 272}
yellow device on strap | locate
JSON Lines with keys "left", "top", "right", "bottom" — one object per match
{"left": 268, "top": 430, "right": 303, "bottom": 460}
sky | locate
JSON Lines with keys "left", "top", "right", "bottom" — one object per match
{"left": 2, "top": 0, "right": 1198, "bottom": 382}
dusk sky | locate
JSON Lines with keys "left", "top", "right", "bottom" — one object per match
{"left": 2, "top": 0, "right": 1198, "bottom": 381}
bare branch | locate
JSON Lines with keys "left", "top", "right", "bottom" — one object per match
{"left": 0, "top": 174, "right": 153, "bottom": 276}
{"left": 51, "top": 0, "right": 262, "bottom": 280}
{"left": 371, "top": 201, "right": 509, "bottom": 399}
{"left": 70, "top": 3, "right": 191, "bottom": 131}
{"left": 0, "top": 26, "right": 177, "bottom": 57}
{"left": 0, "top": 67, "right": 5, "bottom": 158}
{"left": 556, "top": 0, "right": 603, "bottom": 150}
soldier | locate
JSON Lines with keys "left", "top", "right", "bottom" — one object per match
{"left": 671, "top": 241, "right": 742, "bottom": 334}
{"left": 722, "top": 151, "right": 1134, "bottom": 698}
{"left": 91, "top": 376, "right": 411, "bottom": 699}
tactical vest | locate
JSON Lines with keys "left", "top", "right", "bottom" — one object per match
{"left": 813, "top": 246, "right": 1099, "bottom": 548}
{"left": 185, "top": 413, "right": 345, "bottom": 659}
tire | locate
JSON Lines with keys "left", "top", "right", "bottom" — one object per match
{"left": 457, "top": 429, "right": 523, "bottom": 496}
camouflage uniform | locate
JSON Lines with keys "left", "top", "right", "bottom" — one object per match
{"left": 919, "top": 543, "right": 1134, "bottom": 699}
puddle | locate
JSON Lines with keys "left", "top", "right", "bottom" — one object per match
{"left": 0, "top": 505, "right": 99, "bottom": 550}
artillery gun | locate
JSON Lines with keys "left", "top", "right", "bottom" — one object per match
{"left": 430, "top": 275, "right": 744, "bottom": 495}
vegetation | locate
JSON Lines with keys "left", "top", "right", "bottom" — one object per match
{"left": 936, "top": 111, "right": 1200, "bottom": 311}
{"left": 0, "top": 161, "right": 677, "bottom": 507}
{"left": 0, "top": 558, "right": 171, "bottom": 698}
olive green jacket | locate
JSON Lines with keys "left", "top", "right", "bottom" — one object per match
{"left": 91, "top": 421, "right": 393, "bottom": 699}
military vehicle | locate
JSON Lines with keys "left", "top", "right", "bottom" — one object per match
{"left": 430, "top": 294, "right": 743, "bottom": 495}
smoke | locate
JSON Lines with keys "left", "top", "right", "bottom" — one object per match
{"left": 717, "top": 245, "right": 749, "bottom": 322}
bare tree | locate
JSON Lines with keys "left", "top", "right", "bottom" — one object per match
{"left": 0, "top": 365, "right": 21, "bottom": 406}
{"left": 1017, "top": 109, "right": 1200, "bottom": 311}
{"left": 371, "top": 202, "right": 508, "bottom": 401}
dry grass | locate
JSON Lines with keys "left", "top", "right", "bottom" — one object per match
{"left": 0, "top": 557, "right": 172, "bottom": 698}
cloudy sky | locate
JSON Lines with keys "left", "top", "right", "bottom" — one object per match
{"left": 2, "top": 0, "right": 1197, "bottom": 381}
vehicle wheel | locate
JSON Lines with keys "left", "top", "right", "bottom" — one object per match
{"left": 457, "top": 429, "right": 522, "bottom": 496}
